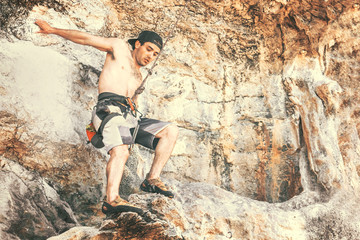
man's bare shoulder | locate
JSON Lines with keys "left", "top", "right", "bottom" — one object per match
{"left": 109, "top": 38, "right": 132, "bottom": 59}
{"left": 111, "top": 38, "right": 130, "bottom": 50}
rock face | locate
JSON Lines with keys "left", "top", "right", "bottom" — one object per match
{"left": 46, "top": 181, "right": 360, "bottom": 240}
{"left": 1, "top": 0, "right": 360, "bottom": 239}
{"left": 0, "top": 158, "right": 78, "bottom": 240}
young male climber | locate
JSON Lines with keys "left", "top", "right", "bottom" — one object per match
{"left": 35, "top": 19, "right": 178, "bottom": 216}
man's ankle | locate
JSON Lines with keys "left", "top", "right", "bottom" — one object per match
{"left": 107, "top": 194, "right": 118, "bottom": 203}
{"left": 146, "top": 173, "right": 160, "bottom": 180}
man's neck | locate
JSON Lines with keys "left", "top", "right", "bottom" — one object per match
{"left": 131, "top": 50, "right": 141, "bottom": 70}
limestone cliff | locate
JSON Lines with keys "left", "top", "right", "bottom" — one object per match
{"left": 1, "top": 0, "right": 360, "bottom": 239}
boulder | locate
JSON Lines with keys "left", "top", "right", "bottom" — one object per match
{"left": 0, "top": 158, "right": 77, "bottom": 240}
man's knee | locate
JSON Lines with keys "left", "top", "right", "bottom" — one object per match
{"left": 164, "top": 124, "right": 179, "bottom": 140}
{"left": 109, "top": 145, "right": 130, "bottom": 161}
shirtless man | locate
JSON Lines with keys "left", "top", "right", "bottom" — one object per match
{"left": 35, "top": 20, "right": 178, "bottom": 216}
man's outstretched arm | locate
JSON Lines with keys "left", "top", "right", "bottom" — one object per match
{"left": 35, "top": 19, "right": 118, "bottom": 53}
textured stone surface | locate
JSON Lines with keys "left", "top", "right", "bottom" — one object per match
{"left": 0, "top": 158, "right": 78, "bottom": 240}
{"left": 45, "top": 181, "right": 360, "bottom": 240}
{"left": 0, "top": 0, "right": 360, "bottom": 239}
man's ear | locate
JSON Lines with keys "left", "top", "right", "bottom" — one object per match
{"left": 135, "top": 40, "right": 141, "bottom": 49}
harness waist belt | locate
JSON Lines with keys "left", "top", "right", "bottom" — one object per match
{"left": 98, "top": 92, "right": 128, "bottom": 105}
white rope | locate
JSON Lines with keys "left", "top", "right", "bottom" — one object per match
{"left": 132, "top": 0, "right": 191, "bottom": 101}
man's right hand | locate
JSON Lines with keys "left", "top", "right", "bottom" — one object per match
{"left": 35, "top": 19, "right": 54, "bottom": 34}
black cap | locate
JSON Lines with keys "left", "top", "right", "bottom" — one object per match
{"left": 128, "top": 31, "right": 163, "bottom": 50}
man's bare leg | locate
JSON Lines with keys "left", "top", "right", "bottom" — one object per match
{"left": 147, "top": 124, "right": 179, "bottom": 180}
{"left": 106, "top": 145, "right": 129, "bottom": 202}
{"left": 102, "top": 144, "right": 144, "bottom": 215}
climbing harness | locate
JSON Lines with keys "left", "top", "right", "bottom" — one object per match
{"left": 86, "top": 94, "right": 143, "bottom": 149}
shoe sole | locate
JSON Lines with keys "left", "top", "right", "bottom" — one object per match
{"left": 102, "top": 202, "right": 144, "bottom": 216}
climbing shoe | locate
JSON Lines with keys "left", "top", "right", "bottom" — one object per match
{"left": 101, "top": 195, "right": 144, "bottom": 216}
{"left": 140, "top": 178, "right": 174, "bottom": 198}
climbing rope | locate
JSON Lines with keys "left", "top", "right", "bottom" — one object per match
{"left": 131, "top": 0, "right": 191, "bottom": 101}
